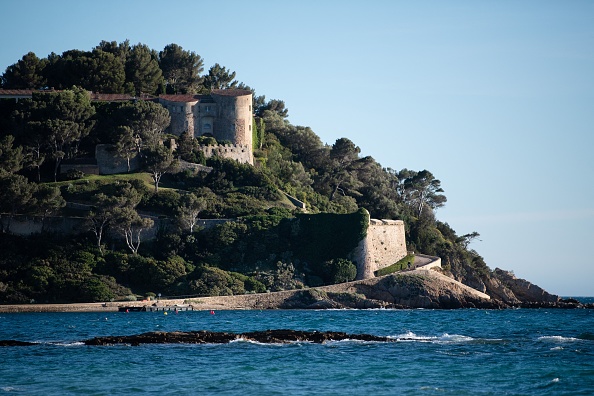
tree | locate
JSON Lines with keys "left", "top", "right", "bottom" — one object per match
{"left": 114, "top": 126, "right": 139, "bottom": 172}
{"left": 176, "top": 130, "right": 197, "bottom": 161}
{"left": 43, "top": 49, "right": 87, "bottom": 90}
{"left": 1, "top": 52, "right": 47, "bottom": 89}
{"left": 112, "top": 206, "right": 154, "bottom": 255}
{"left": 320, "top": 138, "right": 372, "bottom": 201}
{"left": 0, "top": 174, "right": 37, "bottom": 232}
{"left": 27, "top": 87, "right": 96, "bottom": 181}
{"left": 356, "top": 161, "right": 401, "bottom": 220}
{"left": 126, "top": 44, "right": 163, "bottom": 96}
{"left": 142, "top": 145, "right": 178, "bottom": 192}
{"left": 252, "top": 117, "right": 265, "bottom": 151}
{"left": 87, "top": 183, "right": 143, "bottom": 254}
{"left": 83, "top": 49, "right": 126, "bottom": 93}
{"left": 22, "top": 127, "right": 46, "bottom": 182}
{"left": 457, "top": 231, "right": 481, "bottom": 250}
{"left": 177, "top": 193, "right": 206, "bottom": 233}
{"left": 202, "top": 63, "right": 238, "bottom": 91}
{"left": 401, "top": 170, "right": 447, "bottom": 217}
{"left": 159, "top": 44, "right": 204, "bottom": 94}
{"left": 33, "top": 185, "right": 66, "bottom": 230}
{"left": 127, "top": 101, "right": 170, "bottom": 148}
{"left": 87, "top": 193, "right": 119, "bottom": 253}
{"left": 255, "top": 99, "right": 289, "bottom": 118}
{"left": 95, "top": 40, "right": 131, "bottom": 64}
{"left": 322, "top": 258, "right": 357, "bottom": 284}
{"left": 0, "top": 135, "right": 24, "bottom": 176}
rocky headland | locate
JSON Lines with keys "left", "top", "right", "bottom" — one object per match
{"left": 0, "top": 267, "right": 590, "bottom": 313}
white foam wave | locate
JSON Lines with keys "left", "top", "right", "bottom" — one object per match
{"left": 49, "top": 341, "right": 85, "bottom": 347}
{"left": 388, "top": 331, "right": 475, "bottom": 344}
{"left": 323, "top": 339, "right": 383, "bottom": 346}
{"left": 229, "top": 338, "right": 289, "bottom": 346}
{"left": 538, "top": 335, "right": 579, "bottom": 342}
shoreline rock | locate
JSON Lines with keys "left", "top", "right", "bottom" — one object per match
{"left": 0, "top": 269, "right": 591, "bottom": 312}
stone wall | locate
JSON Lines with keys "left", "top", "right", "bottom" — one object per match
{"left": 1, "top": 215, "right": 87, "bottom": 235}
{"left": 0, "top": 214, "right": 233, "bottom": 239}
{"left": 159, "top": 98, "right": 197, "bottom": 137}
{"left": 351, "top": 219, "right": 407, "bottom": 280}
{"left": 198, "top": 144, "right": 252, "bottom": 165}
{"left": 95, "top": 144, "right": 141, "bottom": 175}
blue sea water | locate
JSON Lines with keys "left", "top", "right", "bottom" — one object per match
{"left": 1, "top": 301, "right": 593, "bottom": 395}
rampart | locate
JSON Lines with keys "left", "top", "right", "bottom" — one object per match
{"left": 0, "top": 214, "right": 233, "bottom": 238}
{"left": 351, "top": 218, "right": 408, "bottom": 280}
{"left": 198, "top": 144, "right": 252, "bottom": 165}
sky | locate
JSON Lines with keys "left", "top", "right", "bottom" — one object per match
{"left": 1, "top": 0, "right": 593, "bottom": 296}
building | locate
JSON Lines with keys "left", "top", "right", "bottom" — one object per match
{"left": 158, "top": 89, "right": 253, "bottom": 164}
{"left": 0, "top": 88, "right": 254, "bottom": 165}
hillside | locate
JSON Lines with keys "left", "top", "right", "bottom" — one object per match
{"left": 0, "top": 40, "right": 562, "bottom": 307}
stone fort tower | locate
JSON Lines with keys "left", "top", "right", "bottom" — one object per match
{"left": 158, "top": 89, "right": 253, "bottom": 165}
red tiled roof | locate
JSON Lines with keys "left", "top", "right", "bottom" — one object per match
{"left": 159, "top": 94, "right": 201, "bottom": 103}
{"left": 211, "top": 89, "right": 252, "bottom": 97}
{"left": 90, "top": 93, "right": 136, "bottom": 101}
{"left": 0, "top": 89, "right": 34, "bottom": 96}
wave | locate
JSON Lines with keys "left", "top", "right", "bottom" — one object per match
{"left": 537, "top": 335, "right": 580, "bottom": 342}
{"left": 388, "top": 331, "right": 504, "bottom": 344}
{"left": 48, "top": 341, "right": 86, "bottom": 347}
{"left": 229, "top": 337, "right": 289, "bottom": 346}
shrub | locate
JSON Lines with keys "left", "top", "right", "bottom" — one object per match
{"left": 65, "top": 169, "right": 85, "bottom": 180}
{"left": 322, "top": 258, "right": 357, "bottom": 284}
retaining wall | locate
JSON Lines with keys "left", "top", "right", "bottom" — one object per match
{"left": 351, "top": 218, "right": 408, "bottom": 280}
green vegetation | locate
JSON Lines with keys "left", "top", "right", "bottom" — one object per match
{"left": 375, "top": 254, "right": 416, "bottom": 277}
{"left": 0, "top": 40, "right": 492, "bottom": 303}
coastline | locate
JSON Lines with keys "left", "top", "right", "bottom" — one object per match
{"left": 0, "top": 269, "right": 493, "bottom": 313}
{"left": 1, "top": 269, "right": 589, "bottom": 313}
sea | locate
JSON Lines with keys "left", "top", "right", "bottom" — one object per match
{"left": 1, "top": 298, "right": 593, "bottom": 395}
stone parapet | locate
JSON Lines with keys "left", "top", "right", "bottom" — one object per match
{"left": 198, "top": 144, "right": 253, "bottom": 165}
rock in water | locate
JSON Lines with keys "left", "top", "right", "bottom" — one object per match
{"left": 83, "top": 330, "right": 393, "bottom": 346}
{"left": 0, "top": 340, "right": 37, "bottom": 346}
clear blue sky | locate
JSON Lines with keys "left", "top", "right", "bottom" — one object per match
{"left": 2, "top": 0, "right": 593, "bottom": 296}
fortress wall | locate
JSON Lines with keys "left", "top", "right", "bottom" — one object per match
{"left": 198, "top": 144, "right": 252, "bottom": 165}
{"left": 95, "top": 144, "right": 141, "bottom": 175}
{"left": 210, "top": 92, "right": 253, "bottom": 148}
{"left": 352, "top": 219, "right": 407, "bottom": 280}
{"left": 1, "top": 215, "right": 87, "bottom": 236}
{"left": 160, "top": 100, "right": 195, "bottom": 136}
{"left": 1, "top": 215, "right": 233, "bottom": 240}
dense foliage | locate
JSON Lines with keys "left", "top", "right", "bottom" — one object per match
{"left": 0, "top": 40, "right": 491, "bottom": 303}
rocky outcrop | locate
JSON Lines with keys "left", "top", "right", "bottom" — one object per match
{"left": 189, "top": 268, "right": 591, "bottom": 310}
{"left": 84, "top": 330, "right": 393, "bottom": 346}
{"left": 188, "top": 268, "right": 501, "bottom": 310}
{"left": 492, "top": 268, "right": 559, "bottom": 303}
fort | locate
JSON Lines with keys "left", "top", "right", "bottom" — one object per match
{"left": 0, "top": 88, "right": 254, "bottom": 167}
{"left": 0, "top": 88, "right": 410, "bottom": 281}
{"left": 158, "top": 89, "right": 253, "bottom": 165}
